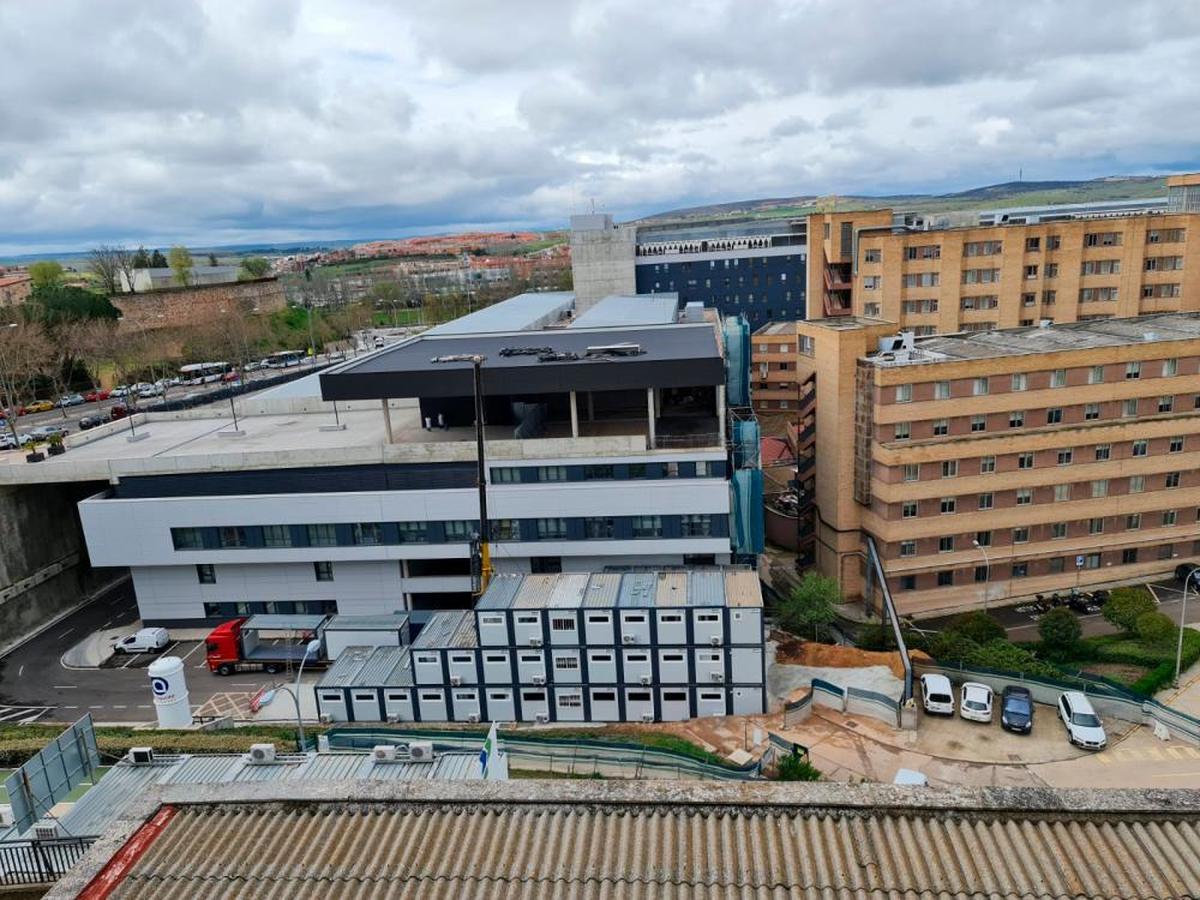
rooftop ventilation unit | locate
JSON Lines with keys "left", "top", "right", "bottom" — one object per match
{"left": 128, "top": 747, "right": 155, "bottom": 766}
{"left": 621, "top": 634, "right": 636, "bottom": 645}
{"left": 532, "top": 675, "right": 546, "bottom": 686}
{"left": 33, "top": 823, "right": 61, "bottom": 841}
{"left": 466, "top": 713, "right": 480, "bottom": 724}
{"left": 449, "top": 675, "right": 462, "bottom": 686}
{"left": 877, "top": 333, "right": 915, "bottom": 354}
{"left": 246, "top": 743, "right": 276, "bottom": 764}
{"left": 372, "top": 745, "right": 398, "bottom": 763}
{"left": 407, "top": 741, "right": 435, "bottom": 762}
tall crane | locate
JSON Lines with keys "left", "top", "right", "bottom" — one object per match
{"left": 430, "top": 354, "right": 492, "bottom": 594}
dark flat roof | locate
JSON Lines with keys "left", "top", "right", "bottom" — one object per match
{"left": 320, "top": 324, "right": 723, "bottom": 400}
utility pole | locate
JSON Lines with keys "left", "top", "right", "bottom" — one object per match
{"left": 431, "top": 354, "right": 491, "bottom": 593}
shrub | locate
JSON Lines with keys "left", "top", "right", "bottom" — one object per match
{"left": 1102, "top": 587, "right": 1156, "bottom": 632}
{"left": 854, "top": 622, "right": 929, "bottom": 653}
{"left": 778, "top": 572, "right": 840, "bottom": 640}
{"left": 1038, "top": 607, "right": 1082, "bottom": 659}
{"left": 927, "top": 630, "right": 978, "bottom": 663}
{"left": 776, "top": 753, "right": 822, "bottom": 781}
{"left": 944, "top": 611, "right": 1005, "bottom": 645}
{"left": 1135, "top": 611, "right": 1178, "bottom": 648}
{"left": 966, "top": 638, "right": 1062, "bottom": 679}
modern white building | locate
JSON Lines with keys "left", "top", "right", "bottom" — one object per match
{"left": 71, "top": 292, "right": 763, "bottom": 625}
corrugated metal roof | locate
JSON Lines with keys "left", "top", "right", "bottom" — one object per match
{"left": 325, "top": 613, "right": 409, "bottom": 632}
{"left": 687, "top": 570, "right": 727, "bottom": 607}
{"left": 317, "top": 645, "right": 375, "bottom": 687}
{"left": 724, "top": 568, "right": 764, "bottom": 607}
{"left": 582, "top": 573, "right": 621, "bottom": 608}
{"left": 569, "top": 294, "right": 678, "bottom": 329}
{"left": 513, "top": 574, "right": 558, "bottom": 608}
{"left": 547, "top": 573, "right": 589, "bottom": 608}
{"left": 98, "top": 785, "right": 1200, "bottom": 900}
{"left": 618, "top": 572, "right": 658, "bottom": 607}
{"left": 411, "top": 610, "right": 472, "bottom": 648}
{"left": 359, "top": 646, "right": 412, "bottom": 685}
{"left": 423, "top": 291, "right": 575, "bottom": 336}
{"left": 654, "top": 571, "right": 689, "bottom": 607}
{"left": 475, "top": 573, "right": 523, "bottom": 609}
{"left": 446, "top": 611, "right": 478, "bottom": 648}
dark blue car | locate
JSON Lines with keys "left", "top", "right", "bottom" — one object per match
{"left": 1000, "top": 685, "right": 1033, "bottom": 734}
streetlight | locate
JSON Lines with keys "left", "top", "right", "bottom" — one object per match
{"left": 972, "top": 539, "right": 991, "bottom": 612}
{"left": 274, "top": 639, "right": 323, "bottom": 752}
{"left": 1176, "top": 568, "right": 1195, "bottom": 687}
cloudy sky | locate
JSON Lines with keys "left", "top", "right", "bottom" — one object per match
{"left": 2, "top": 0, "right": 1199, "bottom": 254}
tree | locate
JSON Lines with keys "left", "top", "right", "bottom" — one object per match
{"left": 238, "top": 256, "right": 271, "bottom": 279}
{"left": 0, "top": 322, "right": 52, "bottom": 444}
{"left": 149, "top": 249, "right": 168, "bottom": 268}
{"left": 1102, "top": 587, "right": 1156, "bottom": 632}
{"left": 207, "top": 253, "right": 219, "bottom": 267}
{"left": 88, "top": 245, "right": 137, "bottom": 294}
{"left": 944, "top": 610, "right": 1005, "bottom": 645}
{"left": 26, "top": 285, "right": 120, "bottom": 324}
{"left": 167, "top": 246, "right": 194, "bottom": 286}
{"left": 28, "top": 260, "right": 64, "bottom": 290}
{"left": 1038, "top": 607, "right": 1082, "bottom": 656}
{"left": 778, "top": 572, "right": 839, "bottom": 640}
{"left": 1135, "top": 611, "right": 1177, "bottom": 648}
{"left": 132, "top": 246, "right": 152, "bottom": 269}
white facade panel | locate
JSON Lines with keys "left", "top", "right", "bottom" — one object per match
{"left": 730, "top": 648, "right": 764, "bottom": 684}
{"left": 476, "top": 612, "right": 509, "bottom": 647}
{"left": 550, "top": 649, "right": 582, "bottom": 685}
{"left": 659, "top": 688, "right": 691, "bottom": 722}
{"left": 655, "top": 610, "right": 687, "bottom": 644}
{"left": 656, "top": 649, "right": 689, "bottom": 684}
{"left": 585, "top": 649, "right": 618, "bottom": 683}
{"left": 383, "top": 689, "right": 415, "bottom": 722}
{"left": 512, "top": 612, "right": 543, "bottom": 647}
{"left": 554, "top": 688, "right": 585, "bottom": 722}
{"left": 518, "top": 689, "right": 550, "bottom": 721}
{"left": 516, "top": 651, "right": 547, "bottom": 684}
{"left": 485, "top": 689, "right": 516, "bottom": 721}
{"left": 412, "top": 651, "right": 443, "bottom": 685}
{"left": 317, "top": 690, "right": 349, "bottom": 723}
{"left": 350, "top": 689, "right": 381, "bottom": 722}
{"left": 582, "top": 610, "right": 614, "bottom": 645}
{"left": 618, "top": 610, "right": 651, "bottom": 645}
{"left": 728, "top": 608, "right": 762, "bottom": 644}
{"left": 624, "top": 688, "right": 654, "bottom": 722}
{"left": 547, "top": 611, "right": 579, "bottom": 646}
{"left": 622, "top": 650, "right": 652, "bottom": 684}
{"left": 446, "top": 651, "right": 478, "bottom": 686}
{"left": 480, "top": 651, "right": 512, "bottom": 684}
{"left": 695, "top": 690, "right": 728, "bottom": 717}
{"left": 691, "top": 609, "right": 725, "bottom": 645}
{"left": 731, "top": 686, "right": 764, "bottom": 716}
{"left": 693, "top": 649, "right": 725, "bottom": 683}
{"left": 325, "top": 630, "right": 401, "bottom": 661}
{"left": 450, "top": 688, "right": 482, "bottom": 721}
{"left": 588, "top": 689, "right": 620, "bottom": 722}
{"left": 417, "top": 689, "right": 449, "bottom": 721}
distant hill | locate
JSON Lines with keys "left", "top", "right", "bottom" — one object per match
{"left": 640, "top": 175, "right": 1169, "bottom": 223}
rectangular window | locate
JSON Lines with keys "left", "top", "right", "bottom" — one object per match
{"left": 536, "top": 518, "right": 568, "bottom": 540}
{"left": 864, "top": 248, "right": 881, "bottom": 263}
{"left": 261, "top": 525, "right": 292, "bottom": 548}
{"left": 352, "top": 523, "right": 382, "bottom": 545}
{"left": 971, "top": 414, "right": 987, "bottom": 433}
{"left": 1159, "top": 395, "right": 1175, "bottom": 413}
{"left": 1095, "top": 444, "right": 1111, "bottom": 461}
{"left": 314, "top": 561, "right": 334, "bottom": 582}
{"left": 1046, "top": 408, "right": 1062, "bottom": 424}
{"left": 895, "top": 384, "right": 912, "bottom": 403}
{"left": 1057, "top": 449, "right": 1073, "bottom": 466}
{"left": 196, "top": 563, "right": 216, "bottom": 584}
{"left": 1016, "top": 488, "right": 1032, "bottom": 505}
{"left": 933, "top": 419, "right": 949, "bottom": 436}
{"left": 978, "top": 493, "right": 994, "bottom": 510}
{"left": 902, "top": 464, "right": 920, "bottom": 482}
{"left": 1011, "top": 373, "right": 1028, "bottom": 392}
{"left": 941, "top": 460, "right": 957, "bottom": 478}
{"left": 1026, "top": 237, "right": 1040, "bottom": 251}
{"left": 584, "top": 464, "right": 614, "bottom": 480}
{"left": 1130, "top": 475, "right": 1145, "bottom": 493}
{"left": 937, "top": 571, "right": 954, "bottom": 587}
{"left": 218, "top": 526, "right": 247, "bottom": 548}
{"left": 899, "top": 540, "right": 916, "bottom": 558}
{"left": 1170, "top": 437, "right": 1184, "bottom": 453}
{"left": 1122, "top": 548, "right": 1139, "bottom": 564}
{"left": 632, "top": 516, "right": 663, "bottom": 538}
{"left": 584, "top": 517, "right": 614, "bottom": 539}
{"left": 902, "top": 502, "right": 918, "bottom": 519}
{"left": 537, "top": 466, "right": 566, "bottom": 482}
{"left": 171, "top": 527, "right": 205, "bottom": 550}
{"left": 493, "top": 519, "right": 521, "bottom": 541}
{"left": 906, "top": 245, "right": 941, "bottom": 260}
{"left": 1085, "top": 403, "right": 1100, "bottom": 420}
{"left": 938, "top": 536, "right": 954, "bottom": 553}
{"left": 1054, "top": 484, "right": 1071, "bottom": 502}
{"left": 1123, "top": 399, "right": 1138, "bottom": 417}
{"left": 935, "top": 381, "right": 951, "bottom": 400}
{"left": 1164, "top": 510, "right": 1178, "bottom": 527}
{"left": 894, "top": 422, "right": 910, "bottom": 440}
{"left": 444, "top": 520, "right": 473, "bottom": 541}
{"left": 1163, "top": 358, "right": 1179, "bottom": 377}
{"left": 306, "top": 524, "right": 337, "bottom": 547}
{"left": 1012, "top": 563, "right": 1029, "bottom": 578}
{"left": 1126, "top": 361, "right": 1141, "bottom": 379}
{"left": 900, "top": 575, "right": 916, "bottom": 591}
{"left": 1127, "top": 514, "right": 1141, "bottom": 530}
{"left": 491, "top": 466, "right": 521, "bottom": 483}
{"left": 940, "top": 497, "right": 956, "bottom": 514}
{"left": 1009, "top": 411, "right": 1025, "bottom": 428}
{"left": 980, "top": 456, "right": 996, "bottom": 474}
{"left": 1050, "top": 522, "right": 1067, "bottom": 539}
{"left": 1018, "top": 452, "right": 1034, "bottom": 469}
{"left": 1012, "top": 527, "right": 1029, "bottom": 544}
{"left": 1088, "top": 518, "right": 1104, "bottom": 535}
{"left": 1049, "top": 557, "right": 1065, "bottom": 574}
{"left": 550, "top": 617, "right": 576, "bottom": 633}
{"left": 973, "top": 377, "right": 989, "bottom": 396}
{"left": 1091, "top": 480, "right": 1108, "bottom": 498}
{"left": 1085, "top": 231, "right": 1122, "bottom": 247}
{"left": 1158, "top": 544, "right": 1175, "bottom": 561}
{"left": 1050, "top": 369, "right": 1067, "bottom": 388}
{"left": 975, "top": 530, "right": 992, "bottom": 547}
{"left": 1132, "top": 439, "right": 1149, "bottom": 457}
{"left": 396, "top": 522, "right": 427, "bottom": 544}
{"left": 1166, "top": 472, "right": 1181, "bottom": 489}
{"left": 681, "top": 514, "right": 713, "bottom": 537}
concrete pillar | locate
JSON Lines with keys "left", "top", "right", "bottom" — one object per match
{"left": 569, "top": 391, "right": 579, "bottom": 438}
{"left": 717, "top": 384, "right": 726, "bottom": 442}
{"left": 381, "top": 399, "right": 394, "bottom": 443}
{"left": 586, "top": 392, "right": 595, "bottom": 421}
{"left": 647, "top": 387, "right": 656, "bottom": 449}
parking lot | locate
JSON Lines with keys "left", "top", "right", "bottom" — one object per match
{"left": 911, "top": 702, "right": 1103, "bottom": 766}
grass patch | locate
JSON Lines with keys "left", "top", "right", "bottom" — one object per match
{"left": 371, "top": 308, "right": 424, "bottom": 327}
{"left": 509, "top": 768, "right": 604, "bottom": 780}
{"left": 515, "top": 726, "right": 734, "bottom": 769}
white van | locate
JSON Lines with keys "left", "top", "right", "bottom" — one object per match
{"left": 114, "top": 627, "right": 170, "bottom": 654}
{"left": 919, "top": 673, "right": 955, "bottom": 716}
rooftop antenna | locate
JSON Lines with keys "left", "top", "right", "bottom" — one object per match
{"left": 590, "top": 197, "right": 596, "bottom": 214}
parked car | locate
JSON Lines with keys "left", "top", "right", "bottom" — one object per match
{"left": 1175, "top": 564, "right": 1200, "bottom": 589}
{"left": 959, "top": 682, "right": 994, "bottom": 723}
{"left": 222, "top": 370, "right": 240, "bottom": 382}
{"left": 0, "top": 432, "right": 32, "bottom": 450}
{"left": 78, "top": 414, "right": 106, "bottom": 430}
{"left": 24, "top": 400, "right": 53, "bottom": 413}
{"left": 1000, "top": 685, "right": 1034, "bottom": 734}
{"left": 57, "top": 394, "right": 85, "bottom": 408}
{"left": 919, "top": 673, "right": 955, "bottom": 716}
{"left": 84, "top": 389, "right": 111, "bottom": 402}
{"left": 1058, "top": 691, "right": 1107, "bottom": 749}
{"left": 28, "top": 424, "right": 70, "bottom": 441}
{"left": 113, "top": 627, "right": 170, "bottom": 654}
{"left": 138, "top": 383, "right": 164, "bottom": 399}
{"left": 109, "top": 404, "right": 128, "bottom": 420}
{"left": 110, "top": 385, "right": 131, "bottom": 398}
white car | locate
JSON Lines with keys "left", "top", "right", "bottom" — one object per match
{"left": 1058, "top": 691, "right": 1107, "bottom": 750}
{"left": 138, "top": 384, "right": 164, "bottom": 399}
{"left": 113, "top": 627, "right": 170, "bottom": 654}
{"left": 919, "top": 673, "right": 955, "bottom": 716}
{"left": 959, "top": 682, "right": 993, "bottom": 723}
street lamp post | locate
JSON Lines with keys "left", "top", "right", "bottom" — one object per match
{"left": 275, "top": 639, "right": 323, "bottom": 752}
{"left": 972, "top": 539, "right": 991, "bottom": 612}
{"left": 1177, "top": 569, "right": 1195, "bottom": 687}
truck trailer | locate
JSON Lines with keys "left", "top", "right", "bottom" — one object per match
{"left": 205, "top": 614, "right": 329, "bottom": 675}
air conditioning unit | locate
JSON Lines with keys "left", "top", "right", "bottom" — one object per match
{"left": 407, "top": 741, "right": 435, "bottom": 762}
{"left": 640, "top": 713, "right": 654, "bottom": 723}
{"left": 532, "top": 675, "right": 546, "bottom": 686}
{"left": 710, "top": 672, "right": 725, "bottom": 683}
{"left": 373, "top": 745, "right": 398, "bottom": 762}
{"left": 621, "top": 634, "right": 636, "bottom": 645}
{"left": 247, "top": 743, "right": 276, "bottom": 764}
{"left": 0, "top": 805, "right": 13, "bottom": 828}
{"left": 709, "top": 636, "right": 721, "bottom": 647}
{"left": 466, "top": 713, "right": 480, "bottom": 724}
{"left": 386, "top": 713, "right": 401, "bottom": 724}
{"left": 449, "top": 675, "right": 462, "bottom": 686}
{"left": 319, "top": 714, "right": 333, "bottom": 724}
{"left": 128, "top": 747, "right": 155, "bottom": 766}
{"left": 639, "top": 675, "right": 651, "bottom": 686}
{"left": 529, "top": 637, "right": 543, "bottom": 647}
{"left": 33, "top": 823, "right": 60, "bottom": 841}
{"left": 534, "top": 713, "right": 549, "bottom": 724}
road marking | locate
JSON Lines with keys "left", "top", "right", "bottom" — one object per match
{"left": 1152, "top": 771, "right": 1200, "bottom": 778}
{"left": 63, "top": 706, "right": 78, "bottom": 710}
{"left": 162, "top": 642, "right": 179, "bottom": 656}
{"left": 112, "top": 705, "right": 127, "bottom": 709}
{"left": 53, "top": 685, "right": 77, "bottom": 689}
{"left": 232, "top": 682, "right": 256, "bottom": 687}
{"left": 137, "top": 705, "right": 151, "bottom": 709}
{"left": 57, "top": 628, "right": 74, "bottom": 639}
{"left": 88, "top": 705, "right": 104, "bottom": 709}
{"left": 101, "top": 620, "right": 112, "bottom": 629}
{"left": 121, "top": 654, "right": 141, "bottom": 669}
{"left": 180, "top": 642, "right": 203, "bottom": 662}
{"left": 17, "top": 665, "right": 23, "bottom": 678}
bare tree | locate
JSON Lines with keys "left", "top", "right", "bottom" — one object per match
{"left": 0, "top": 322, "right": 52, "bottom": 445}
{"left": 88, "top": 246, "right": 122, "bottom": 294}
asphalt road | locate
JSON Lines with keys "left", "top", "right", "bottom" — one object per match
{"left": 0, "top": 581, "right": 282, "bottom": 724}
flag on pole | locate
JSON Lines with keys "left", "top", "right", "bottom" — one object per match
{"left": 478, "top": 721, "right": 507, "bottom": 779}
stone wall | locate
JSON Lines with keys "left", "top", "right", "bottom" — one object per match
{"left": 111, "top": 277, "right": 287, "bottom": 330}
{"left": 0, "top": 482, "right": 112, "bottom": 643}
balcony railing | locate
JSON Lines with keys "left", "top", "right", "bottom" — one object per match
{"left": 0, "top": 836, "right": 97, "bottom": 885}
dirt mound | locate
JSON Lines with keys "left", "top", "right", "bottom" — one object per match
{"left": 772, "top": 631, "right": 914, "bottom": 680}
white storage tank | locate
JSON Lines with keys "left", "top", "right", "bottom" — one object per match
{"left": 148, "top": 656, "right": 193, "bottom": 729}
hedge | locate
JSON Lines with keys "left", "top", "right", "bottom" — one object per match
{"left": 0, "top": 725, "right": 307, "bottom": 768}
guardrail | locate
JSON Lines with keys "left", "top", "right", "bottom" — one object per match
{"left": 917, "top": 661, "right": 1200, "bottom": 746}
{"left": 326, "top": 726, "right": 768, "bottom": 781}
{"left": 0, "top": 836, "right": 96, "bottom": 885}
{"left": 783, "top": 678, "right": 903, "bottom": 729}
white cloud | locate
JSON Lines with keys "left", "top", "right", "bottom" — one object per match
{"left": 0, "top": 0, "right": 1197, "bottom": 253}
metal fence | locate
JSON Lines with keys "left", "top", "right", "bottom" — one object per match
{"left": 327, "top": 727, "right": 768, "bottom": 781}
{"left": 0, "top": 837, "right": 96, "bottom": 886}
{"left": 917, "top": 661, "right": 1200, "bottom": 746}
{"left": 783, "top": 677, "right": 903, "bottom": 730}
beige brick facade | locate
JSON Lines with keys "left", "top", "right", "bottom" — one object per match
{"left": 111, "top": 277, "right": 287, "bottom": 330}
